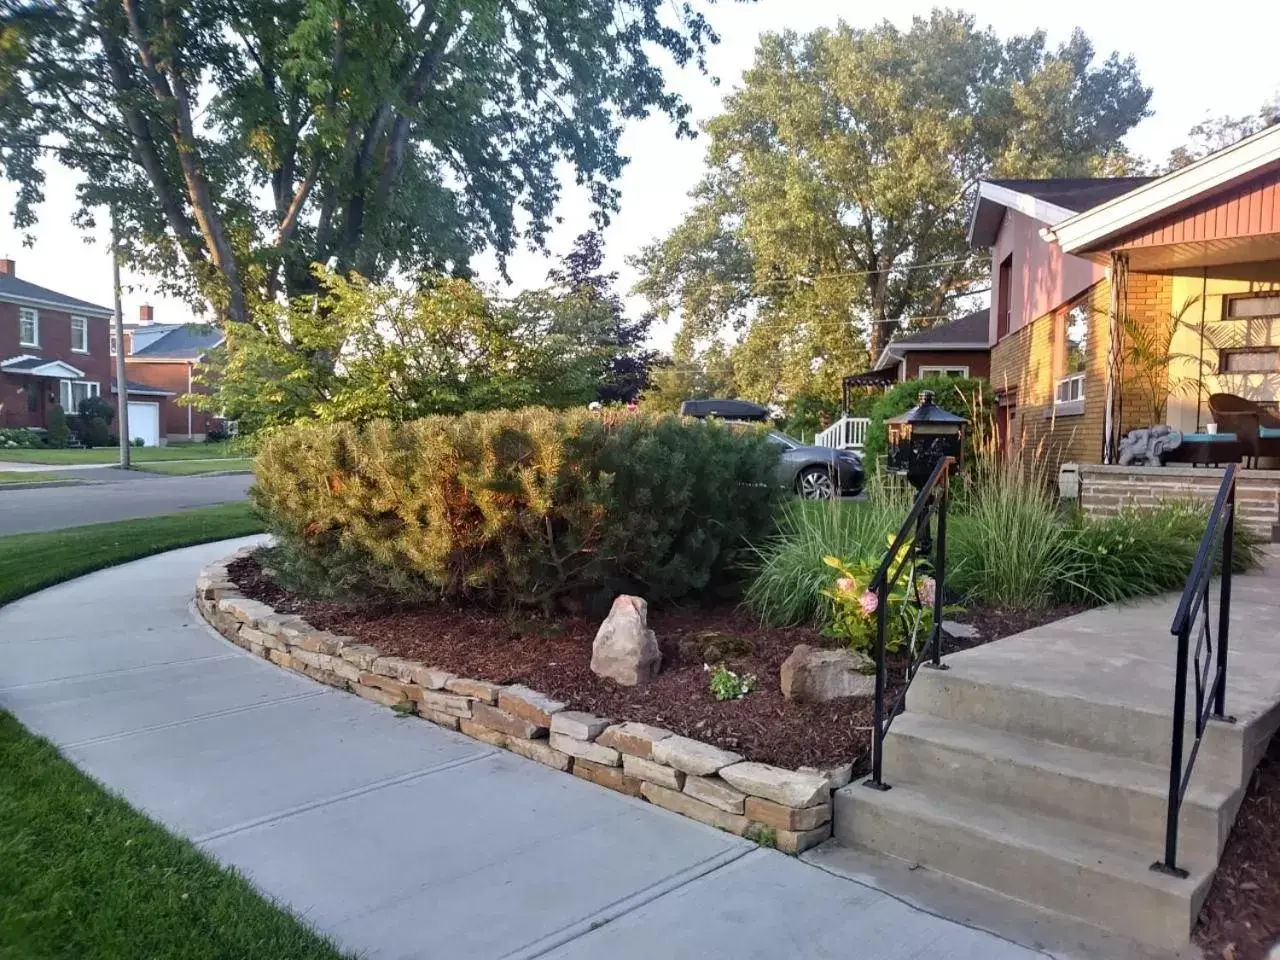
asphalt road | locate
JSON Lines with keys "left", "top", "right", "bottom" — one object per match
{"left": 0, "top": 471, "right": 252, "bottom": 535}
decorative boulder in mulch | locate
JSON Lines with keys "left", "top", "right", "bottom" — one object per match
{"left": 590, "top": 595, "right": 662, "bottom": 687}
{"left": 780, "top": 644, "right": 875, "bottom": 703}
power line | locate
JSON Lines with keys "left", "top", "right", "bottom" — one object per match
{"left": 745, "top": 256, "right": 983, "bottom": 293}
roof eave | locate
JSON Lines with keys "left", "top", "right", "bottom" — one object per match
{"left": 0, "top": 291, "right": 113, "bottom": 318}
{"left": 1047, "top": 124, "right": 1280, "bottom": 254}
{"left": 967, "top": 181, "right": 1078, "bottom": 248}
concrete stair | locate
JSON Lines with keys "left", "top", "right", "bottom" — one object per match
{"left": 833, "top": 665, "right": 1250, "bottom": 948}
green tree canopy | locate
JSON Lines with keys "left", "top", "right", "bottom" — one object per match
{"left": 0, "top": 0, "right": 736, "bottom": 324}
{"left": 1166, "top": 92, "right": 1279, "bottom": 171}
{"left": 634, "top": 11, "right": 1151, "bottom": 411}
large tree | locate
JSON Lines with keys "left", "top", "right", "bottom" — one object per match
{"left": 634, "top": 11, "right": 1151, "bottom": 409}
{"left": 1166, "top": 92, "right": 1279, "bottom": 171}
{"left": 0, "top": 0, "right": 734, "bottom": 324}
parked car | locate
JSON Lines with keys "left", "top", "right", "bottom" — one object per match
{"left": 678, "top": 399, "right": 863, "bottom": 499}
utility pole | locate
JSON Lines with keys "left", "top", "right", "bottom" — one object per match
{"left": 111, "top": 210, "right": 131, "bottom": 469}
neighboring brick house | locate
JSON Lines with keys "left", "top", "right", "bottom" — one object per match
{"left": 122, "top": 306, "right": 224, "bottom": 443}
{"left": 0, "top": 259, "right": 175, "bottom": 444}
{"left": 970, "top": 124, "right": 1280, "bottom": 466}
{"left": 839, "top": 309, "right": 991, "bottom": 405}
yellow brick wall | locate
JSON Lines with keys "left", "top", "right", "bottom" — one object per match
{"left": 989, "top": 272, "right": 1174, "bottom": 466}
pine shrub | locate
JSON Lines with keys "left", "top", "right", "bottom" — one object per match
{"left": 46, "top": 404, "right": 70, "bottom": 448}
{"left": 252, "top": 408, "right": 782, "bottom": 609}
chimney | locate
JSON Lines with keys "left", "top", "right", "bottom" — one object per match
{"left": 0, "top": 258, "right": 14, "bottom": 276}
{"left": 138, "top": 304, "right": 154, "bottom": 324}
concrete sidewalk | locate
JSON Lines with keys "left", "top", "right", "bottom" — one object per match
{"left": 0, "top": 539, "right": 1043, "bottom": 960}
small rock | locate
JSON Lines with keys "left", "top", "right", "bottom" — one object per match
{"left": 677, "top": 630, "right": 754, "bottom": 662}
{"left": 471, "top": 702, "right": 544, "bottom": 739}
{"left": 942, "top": 620, "right": 980, "bottom": 640}
{"left": 417, "top": 689, "right": 473, "bottom": 719}
{"left": 550, "top": 710, "right": 612, "bottom": 742}
{"left": 506, "top": 736, "right": 571, "bottom": 772}
{"left": 445, "top": 677, "right": 502, "bottom": 703}
{"left": 719, "top": 762, "right": 829, "bottom": 808}
{"left": 745, "top": 796, "right": 831, "bottom": 832}
{"left": 371, "top": 656, "right": 423, "bottom": 683}
{"left": 339, "top": 644, "right": 382, "bottom": 671}
{"left": 597, "top": 721, "right": 673, "bottom": 759}
{"left": 780, "top": 645, "right": 875, "bottom": 703}
{"left": 410, "top": 666, "right": 455, "bottom": 690}
{"left": 590, "top": 595, "right": 662, "bottom": 686}
{"left": 550, "top": 732, "right": 621, "bottom": 767}
{"left": 498, "top": 685, "right": 566, "bottom": 727}
{"left": 651, "top": 735, "right": 742, "bottom": 777}
{"left": 640, "top": 782, "right": 749, "bottom": 835}
{"left": 683, "top": 776, "right": 747, "bottom": 814}
{"left": 573, "top": 758, "right": 644, "bottom": 797}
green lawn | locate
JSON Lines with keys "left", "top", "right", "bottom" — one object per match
{"left": 0, "top": 470, "right": 80, "bottom": 485}
{"left": 0, "top": 442, "right": 241, "bottom": 465}
{"left": 135, "top": 458, "right": 255, "bottom": 476}
{"left": 0, "top": 711, "right": 352, "bottom": 960}
{"left": 0, "top": 503, "right": 265, "bottom": 606}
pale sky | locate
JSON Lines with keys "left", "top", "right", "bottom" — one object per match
{"left": 2, "top": 0, "right": 1278, "bottom": 346}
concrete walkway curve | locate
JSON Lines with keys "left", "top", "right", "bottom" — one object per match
{"left": 0, "top": 539, "right": 1043, "bottom": 960}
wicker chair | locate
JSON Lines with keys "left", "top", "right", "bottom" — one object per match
{"left": 1208, "top": 393, "right": 1280, "bottom": 465}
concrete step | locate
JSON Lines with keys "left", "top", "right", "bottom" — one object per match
{"left": 833, "top": 779, "right": 1214, "bottom": 949}
{"left": 908, "top": 665, "right": 1248, "bottom": 784}
{"left": 883, "top": 712, "right": 1240, "bottom": 864}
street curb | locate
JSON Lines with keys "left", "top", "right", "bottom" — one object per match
{"left": 0, "top": 479, "right": 98, "bottom": 492}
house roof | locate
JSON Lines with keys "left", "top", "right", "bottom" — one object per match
{"left": 0, "top": 274, "right": 113, "bottom": 317}
{"left": 1046, "top": 123, "right": 1280, "bottom": 255}
{"left": 968, "top": 177, "right": 1156, "bottom": 247}
{"left": 0, "top": 354, "right": 86, "bottom": 378}
{"left": 110, "top": 378, "right": 175, "bottom": 397}
{"left": 129, "top": 324, "right": 223, "bottom": 360}
{"left": 873, "top": 309, "right": 990, "bottom": 370}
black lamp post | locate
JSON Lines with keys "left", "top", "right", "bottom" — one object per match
{"left": 885, "top": 390, "right": 966, "bottom": 491}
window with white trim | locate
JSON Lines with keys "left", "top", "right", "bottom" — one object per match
{"left": 1224, "top": 292, "right": 1280, "bottom": 319}
{"left": 1220, "top": 347, "right": 1280, "bottom": 373}
{"left": 110, "top": 328, "right": 118, "bottom": 356}
{"left": 59, "top": 379, "right": 100, "bottom": 413}
{"left": 18, "top": 307, "right": 38, "bottom": 346}
{"left": 1055, "top": 303, "right": 1088, "bottom": 406}
{"left": 71, "top": 316, "right": 89, "bottom": 353}
{"left": 919, "top": 365, "right": 970, "bottom": 378}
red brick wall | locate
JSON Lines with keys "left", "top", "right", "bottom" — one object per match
{"left": 125, "top": 359, "right": 214, "bottom": 438}
{"left": 1, "top": 300, "right": 114, "bottom": 429}
{"left": 903, "top": 349, "right": 991, "bottom": 381}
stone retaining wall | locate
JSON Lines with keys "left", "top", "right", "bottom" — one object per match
{"left": 197, "top": 551, "right": 842, "bottom": 854}
{"left": 1079, "top": 464, "right": 1280, "bottom": 541}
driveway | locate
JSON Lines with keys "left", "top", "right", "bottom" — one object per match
{"left": 0, "top": 471, "right": 251, "bottom": 535}
{"left": 0, "top": 539, "right": 1043, "bottom": 960}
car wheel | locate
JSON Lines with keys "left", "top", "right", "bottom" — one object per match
{"left": 797, "top": 466, "right": 835, "bottom": 500}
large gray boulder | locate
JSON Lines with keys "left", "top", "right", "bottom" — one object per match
{"left": 780, "top": 644, "right": 875, "bottom": 702}
{"left": 590, "top": 595, "right": 662, "bottom": 686}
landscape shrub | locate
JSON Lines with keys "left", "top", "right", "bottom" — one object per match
{"left": 78, "top": 395, "right": 116, "bottom": 426}
{"left": 861, "top": 376, "right": 994, "bottom": 472}
{"left": 253, "top": 408, "right": 782, "bottom": 610}
{"left": 46, "top": 405, "right": 70, "bottom": 448}
{"left": 80, "top": 417, "right": 111, "bottom": 448}
{"left": 0, "top": 427, "right": 44, "bottom": 449}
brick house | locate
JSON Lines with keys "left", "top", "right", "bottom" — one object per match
{"left": 0, "top": 259, "right": 176, "bottom": 444}
{"left": 841, "top": 309, "right": 992, "bottom": 392}
{"left": 969, "top": 124, "right": 1280, "bottom": 465}
{"left": 122, "top": 305, "right": 225, "bottom": 443}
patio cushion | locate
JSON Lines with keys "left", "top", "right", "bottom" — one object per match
{"left": 1184, "top": 433, "right": 1238, "bottom": 442}
{"left": 1259, "top": 425, "right": 1280, "bottom": 439}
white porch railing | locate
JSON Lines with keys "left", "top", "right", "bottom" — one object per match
{"left": 815, "top": 416, "right": 870, "bottom": 450}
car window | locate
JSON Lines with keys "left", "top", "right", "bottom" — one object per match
{"left": 767, "top": 432, "right": 799, "bottom": 449}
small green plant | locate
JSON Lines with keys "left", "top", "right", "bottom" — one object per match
{"left": 390, "top": 701, "right": 415, "bottom": 717}
{"left": 0, "top": 427, "right": 44, "bottom": 449}
{"left": 132, "top": 436, "right": 145, "bottom": 447}
{"left": 706, "top": 663, "right": 757, "bottom": 701}
{"left": 745, "top": 823, "right": 777, "bottom": 848}
{"left": 46, "top": 404, "right": 70, "bottom": 448}
{"left": 820, "top": 549, "right": 937, "bottom": 655}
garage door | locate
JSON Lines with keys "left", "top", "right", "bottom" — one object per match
{"left": 127, "top": 402, "right": 161, "bottom": 447}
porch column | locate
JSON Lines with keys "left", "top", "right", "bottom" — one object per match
{"left": 1102, "top": 252, "right": 1129, "bottom": 464}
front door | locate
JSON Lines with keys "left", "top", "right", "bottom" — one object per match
{"left": 996, "top": 390, "right": 1018, "bottom": 457}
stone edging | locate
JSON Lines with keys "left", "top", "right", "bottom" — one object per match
{"left": 196, "top": 550, "right": 843, "bottom": 854}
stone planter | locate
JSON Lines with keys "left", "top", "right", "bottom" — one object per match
{"left": 196, "top": 552, "right": 836, "bottom": 854}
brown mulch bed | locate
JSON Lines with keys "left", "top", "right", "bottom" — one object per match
{"left": 1195, "top": 735, "right": 1280, "bottom": 960}
{"left": 228, "top": 555, "right": 1077, "bottom": 771}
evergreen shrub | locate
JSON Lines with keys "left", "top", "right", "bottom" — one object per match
{"left": 862, "top": 376, "right": 993, "bottom": 471}
{"left": 253, "top": 408, "right": 782, "bottom": 609}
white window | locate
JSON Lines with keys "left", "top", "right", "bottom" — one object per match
{"left": 71, "top": 316, "right": 89, "bottom": 353}
{"left": 919, "top": 365, "right": 970, "bottom": 378}
{"left": 1224, "top": 293, "right": 1280, "bottom": 319}
{"left": 110, "top": 328, "right": 118, "bottom": 356}
{"left": 58, "top": 380, "right": 100, "bottom": 413}
{"left": 1221, "top": 348, "right": 1280, "bottom": 373}
{"left": 19, "top": 307, "right": 38, "bottom": 347}
{"left": 1055, "top": 304, "right": 1088, "bottom": 407}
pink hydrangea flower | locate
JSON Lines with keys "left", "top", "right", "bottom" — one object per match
{"left": 860, "top": 590, "right": 879, "bottom": 615}
{"left": 836, "top": 576, "right": 857, "bottom": 594}
{"left": 919, "top": 576, "right": 937, "bottom": 605}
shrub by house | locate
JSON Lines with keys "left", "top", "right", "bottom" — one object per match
{"left": 253, "top": 408, "right": 782, "bottom": 609}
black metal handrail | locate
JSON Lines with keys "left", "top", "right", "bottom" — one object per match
{"left": 864, "top": 455, "right": 954, "bottom": 790}
{"left": 1152, "top": 463, "right": 1238, "bottom": 878}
